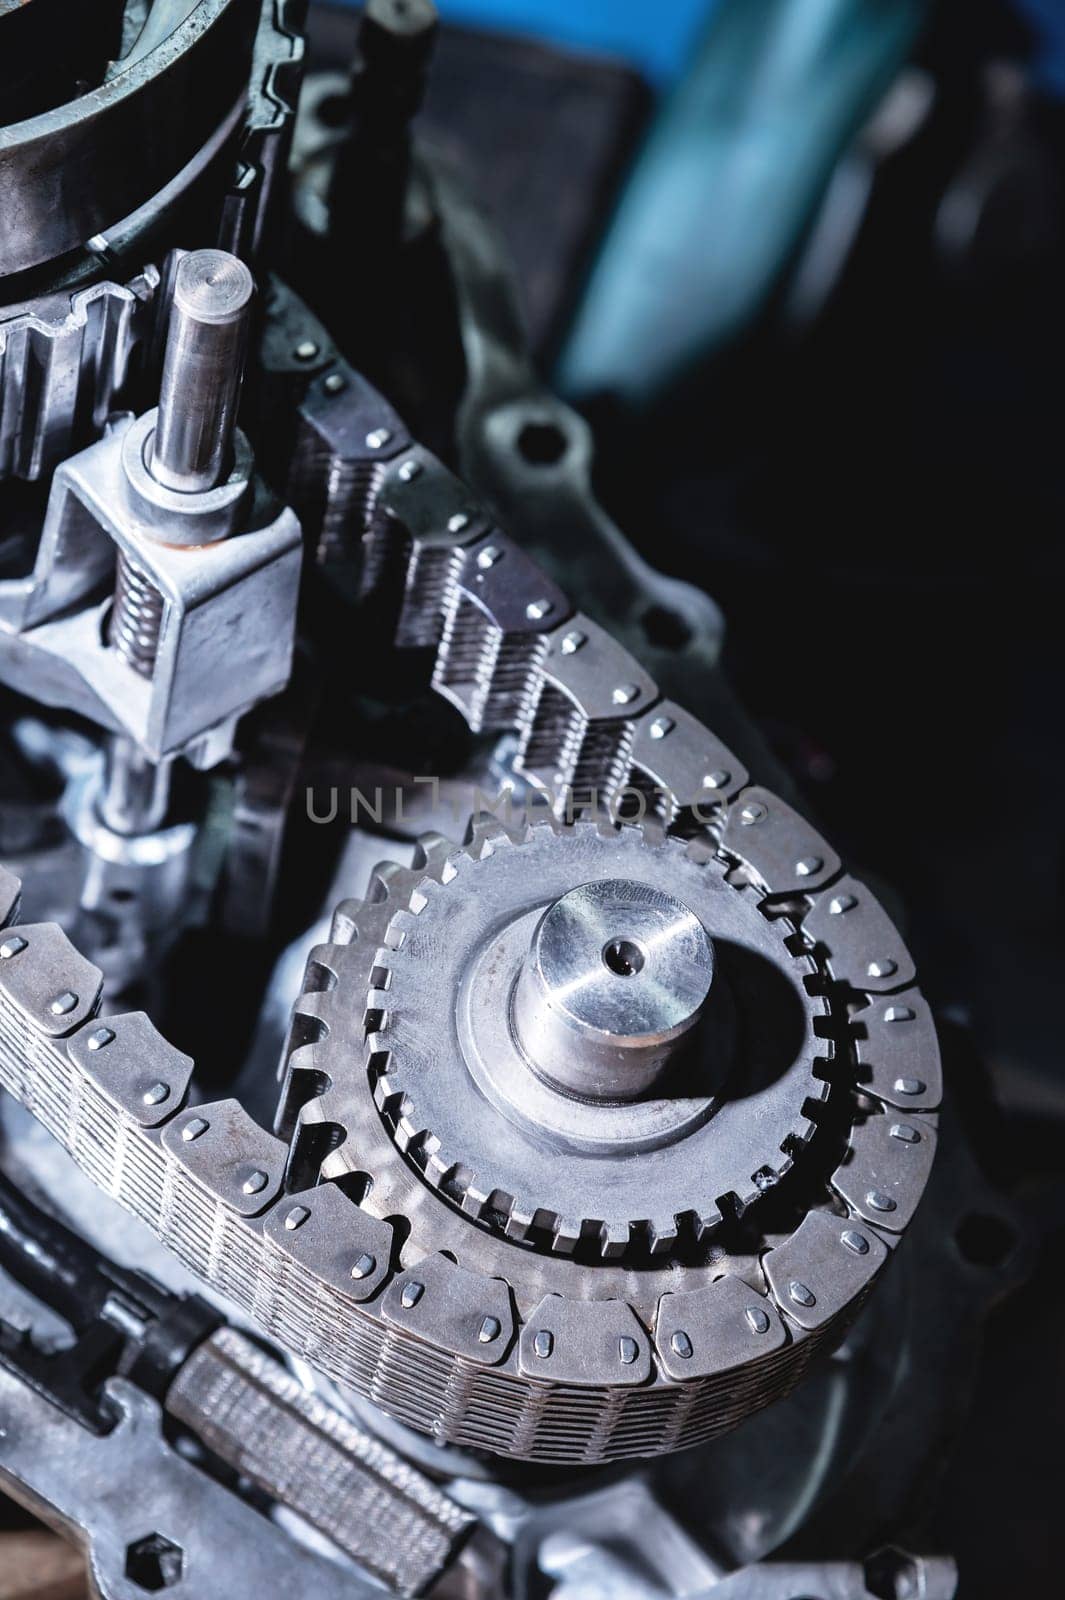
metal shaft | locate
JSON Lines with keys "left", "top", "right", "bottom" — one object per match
{"left": 151, "top": 249, "right": 254, "bottom": 494}
{"left": 514, "top": 878, "right": 714, "bottom": 1102}
{"left": 98, "top": 735, "right": 172, "bottom": 836}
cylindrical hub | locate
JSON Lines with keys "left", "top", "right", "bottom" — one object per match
{"left": 514, "top": 879, "right": 714, "bottom": 1102}
{"left": 151, "top": 250, "right": 254, "bottom": 494}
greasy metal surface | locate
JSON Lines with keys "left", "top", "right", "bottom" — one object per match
{"left": 361, "top": 819, "right": 826, "bottom": 1255}
{"left": 0, "top": 1368, "right": 375, "bottom": 1600}
{"left": 0, "top": 2, "right": 305, "bottom": 484}
{"left": 0, "top": 0, "right": 260, "bottom": 276}
{"left": 0, "top": 354, "right": 939, "bottom": 1465}
{"left": 167, "top": 1325, "right": 475, "bottom": 1596}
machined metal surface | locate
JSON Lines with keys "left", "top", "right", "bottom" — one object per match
{"left": 1, "top": 407, "right": 301, "bottom": 762}
{"left": 0, "top": 0, "right": 260, "bottom": 279}
{"left": 166, "top": 1325, "right": 476, "bottom": 1596}
{"left": 0, "top": 1369, "right": 377, "bottom": 1600}
{"left": 357, "top": 819, "right": 824, "bottom": 1253}
{"left": 0, "top": 0, "right": 305, "bottom": 485}
{"left": 152, "top": 250, "right": 254, "bottom": 495}
{"left": 514, "top": 876, "right": 716, "bottom": 1102}
{"left": 0, "top": 407, "right": 940, "bottom": 1465}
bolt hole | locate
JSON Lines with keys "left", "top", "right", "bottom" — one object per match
{"left": 316, "top": 92, "right": 350, "bottom": 130}
{"left": 642, "top": 604, "right": 692, "bottom": 651}
{"left": 864, "top": 1546, "right": 921, "bottom": 1600}
{"left": 125, "top": 1533, "right": 184, "bottom": 1591}
{"left": 955, "top": 1211, "right": 1017, "bottom": 1268}
{"left": 517, "top": 420, "right": 568, "bottom": 466}
{"left": 603, "top": 938, "right": 645, "bottom": 978}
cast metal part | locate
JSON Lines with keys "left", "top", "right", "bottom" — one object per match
{"left": 0, "top": 0, "right": 261, "bottom": 280}
{"left": 0, "top": 1369, "right": 377, "bottom": 1600}
{"left": 0, "top": 0, "right": 306, "bottom": 484}
{"left": 0, "top": 1334, "right": 956, "bottom": 1598}
{"left": 0, "top": 270, "right": 159, "bottom": 482}
{"left": 166, "top": 1326, "right": 476, "bottom": 1596}
{"left": 0, "top": 248, "right": 301, "bottom": 989}
{"left": 0, "top": 252, "right": 301, "bottom": 766}
{"left": 0, "top": 430, "right": 939, "bottom": 1464}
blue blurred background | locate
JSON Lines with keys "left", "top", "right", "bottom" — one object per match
{"left": 338, "top": 0, "right": 715, "bottom": 86}
{"left": 332, "top": 0, "right": 1065, "bottom": 97}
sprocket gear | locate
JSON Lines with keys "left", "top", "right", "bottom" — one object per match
{"left": 328, "top": 815, "right": 830, "bottom": 1260}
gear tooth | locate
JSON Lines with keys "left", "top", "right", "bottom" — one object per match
{"left": 373, "top": 1075, "right": 407, "bottom": 1121}
{"left": 463, "top": 810, "right": 518, "bottom": 852}
{"left": 392, "top": 1105, "right": 424, "bottom": 1154}
{"left": 684, "top": 834, "right": 718, "bottom": 867}
{"left": 461, "top": 1178, "right": 493, "bottom": 1217}
{"left": 693, "top": 1204, "right": 724, "bottom": 1241}
{"left": 438, "top": 847, "right": 463, "bottom": 883}
{"left": 366, "top": 859, "right": 408, "bottom": 905}
{"left": 405, "top": 874, "right": 444, "bottom": 916}
{"left": 616, "top": 817, "right": 654, "bottom": 848}
{"left": 504, "top": 1202, "right": 535, "bottom": 1241}
{"left": 551, "top": 1217, "right": 581, "bottom": 1255}
{"left": 599, "top": 1220, "right": 630, "bottom": 1259}
{"left": 410, "top": 831, "right": 453, "bottom": 872}
{"left": 329, "top": 899, "right": 362, "bottom": 945}
{"left": 524, "top": 816, "right": 558, "bottom": 843}
{"left": 646, "top": 1217, "right": 679, "bottom": 1255}
{"left": 466, "top": 829, "right": 506, "bottom": 862}
{"left": 293, "top": 1094, "right": 329, "bottom": 1134}
{"left": 414, "top": 1133, "right": 447, "bottom": 1182}
{"left": 384, "top": 908, "right": 416, "bottom": 948}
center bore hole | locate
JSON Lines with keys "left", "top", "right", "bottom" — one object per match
{"left": 603, "top": 938, "right": 645, "bottom": 978}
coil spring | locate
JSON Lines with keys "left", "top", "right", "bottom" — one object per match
{"left": 110, "top": 552, "right": 165, "bottom": 678}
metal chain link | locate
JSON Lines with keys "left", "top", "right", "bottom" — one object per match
{"left": 0, "top": 426, "right": 940, "bottom": 1463}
